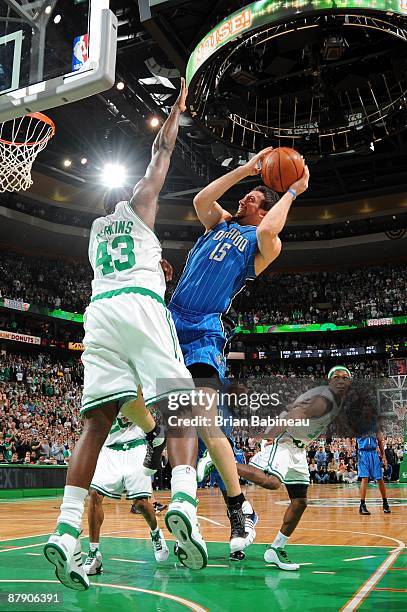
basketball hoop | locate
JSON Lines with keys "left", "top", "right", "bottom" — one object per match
{"left": 394, "top": 402, "right": 407, "bottom": 421}
{"left": 0, "top": 112, "right": 55, "bottom": 193}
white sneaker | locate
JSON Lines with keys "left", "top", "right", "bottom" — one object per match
{"left": 44, "top": 525, "right": 90, "bottom": 590}
{"left": 264, "top": 546, "right": 300, "bottom": 571}
{"left": 150, "top": 528, "right": 169, "bottom": 563}
{"left": 196, "top": 450, "right": 214, "bottom": 483}
{"left": 243, "top": 500, "right": 258, "bottom": 547}
{"left": 228, "top": 499, "right": 256, "bottom": 553}
{"left": 84, "top": 548, "right": 103, "bottom": 575}
{"left": 165, "top": 500, "right": 208, "bottom": 569}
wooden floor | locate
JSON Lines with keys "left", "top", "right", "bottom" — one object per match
{"left": 1, "top": 483, "right": 405, "bottom": 545}
{"left": 0, "top": 483, "right": 406, "bottom": 611}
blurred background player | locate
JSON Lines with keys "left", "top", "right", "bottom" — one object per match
{"left": 233, "top": 366, "right": 352, "bottom": 570}
{"left": 43, "top": 79, "right": 195, "bottom": 590}
{"left": 84, "top": 411, "right": 169, "bottom": 576}
{"left": 167, "top": 150, "right": 309, "bottom": 560}
{"left": 357, "top": 430, "right": 391, "bottom": 515}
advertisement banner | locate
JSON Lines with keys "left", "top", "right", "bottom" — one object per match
{"left": 68, "top": 342, "right": 85, "bottom": 351}
{"left": 0, "top": 330, "right": 41, "bottom": 345}
{"left": 3, "top": 299, "right": 30, "bottom": 312}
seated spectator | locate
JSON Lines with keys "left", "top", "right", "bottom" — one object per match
{"left": 327, "top": 459, "right": 339, "bottom": 483}
{"left": 343, "top": 466, "right": 358, "bottom": 484}
{"left": 315, "top": 465, "right": 329, "bottom": 484}
{"left": 309, "top": 459, "right": 318, "bottom": 483}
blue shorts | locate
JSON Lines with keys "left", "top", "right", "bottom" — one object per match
{"left": 358, "top": 450, "right": 383, "bottom": 480}
{"left": 169, "top": 303, "right": 227, "bottom": 380}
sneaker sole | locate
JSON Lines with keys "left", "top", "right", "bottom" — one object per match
{"left": 44, "top": 543, "right": 89, "bottom": 591}
{"left": 165, "top": 510, "right": 207, "bottom": 570}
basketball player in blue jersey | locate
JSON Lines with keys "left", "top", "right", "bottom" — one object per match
{"left": 165, "top": 149, "right": 309, "bottom": 564}
{"left": 356, "top": 430, "right": 391, "bottom": 515}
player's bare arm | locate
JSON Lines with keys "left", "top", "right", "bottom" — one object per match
{"left": 264, "top": 395, "right": 330, "bottom": 441}
{"left": 129, "top": 78, "right": 187, "bottom": 230}
{"left": 193, "top": 147, "right": 274, "bottom": 230}
{"left": 254, "top": 166, "right": 310, "bottom": 275}
{"left": 377, "top": 431, "right": 387, "bottom": 467}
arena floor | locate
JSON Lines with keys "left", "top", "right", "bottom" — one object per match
{"left": 0, "top": 483, "right": 406, "bottom": 611}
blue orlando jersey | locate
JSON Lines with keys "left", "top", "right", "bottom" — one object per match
{"left": 357, "top": 436, "right": 378, "bottom": 451}
{"left": 170, "top": 220, "right": 258, "bottom": 315}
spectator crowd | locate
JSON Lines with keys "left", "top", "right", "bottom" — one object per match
{"left": 0, "top": 354, "right": 82, "bottom": 465}
{"left": 0, "top": 250, "right": 405, "bottom": 326}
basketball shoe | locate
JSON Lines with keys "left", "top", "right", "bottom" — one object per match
{"left": 150, "top": 528, "right": 170, "bottom": 562}
{"left": 83, "top": 548, "right": 103, "bottom": 575}
{"left": 143, "top": 429, "right": 166, "bottom": 476}
{"left": 228, "top": 500, "right": 257, "bottom": 553}
{"left": 196, "top": 450, "right": 215, "bottom": 482}
{"left": 44, "top": 523, "right": 89, "bottom": 590}
{"left": 264, "top": 546, "right": 300, "bottom": 571}
{"left": 165, "top": 497, "right": 207, "bottom": 569}
{"left": 359, "top": 502, "right": 371, "bottom": 515}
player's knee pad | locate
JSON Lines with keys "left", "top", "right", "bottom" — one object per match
{"left": 285, "top": 484, "right": 308, "bottom": 502}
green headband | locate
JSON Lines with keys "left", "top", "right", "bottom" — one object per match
{"left": 328, "top": 366, "right": 352, "bottom": 379}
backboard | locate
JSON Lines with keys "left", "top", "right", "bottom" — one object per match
{"left": 0, "top": 0, "right": 117, "bottom": 121}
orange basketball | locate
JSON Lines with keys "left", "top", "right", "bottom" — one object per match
{"left": 261, "top": 147, "right": 305, "bottom": 193}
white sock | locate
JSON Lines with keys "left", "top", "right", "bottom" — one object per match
{"left": 57, "top": 485, "right": 88, "bottom": 532}
{"left": 90, "top": 542, "right": 99, "bottom": 551}
{"left": 272, "top": 531, "right": 289, "bottom": 549}
{"left": 171, "top": 465, "right": 197, "bottom": 501}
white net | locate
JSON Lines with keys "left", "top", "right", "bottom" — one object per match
{"left": 0, "top": 113, "right": 55, "bottom": 193}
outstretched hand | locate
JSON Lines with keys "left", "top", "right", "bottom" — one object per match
{"left": 175, "top": 77, "right": 188, "bottom": 113}
{"left": 160, "top": 258, "right": 173, "bottom": 282}
{"left": 242, "top": 146, "right": 274, "bottom": 176}
{"left": 289, "top": 165, "right": 310, "bottom": 196}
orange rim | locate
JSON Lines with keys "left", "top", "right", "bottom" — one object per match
{"left": 0, "top": 112, "right": 56, "bottom": 147}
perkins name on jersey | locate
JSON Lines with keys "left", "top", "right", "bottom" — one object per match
{"left": 97, "top": 219, "right": 134, "bottom": 238}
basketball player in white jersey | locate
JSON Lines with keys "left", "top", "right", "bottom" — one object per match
{"left": 84, "top": 412, "right": 169, "bottom": 576}
{"left": 235, "top": 366, "right": 352, "bottom": 570}
{"left": 44, "top": 80, "right": 197, "bottom": 590}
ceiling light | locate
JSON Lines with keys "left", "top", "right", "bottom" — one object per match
{"left": 102, "top": 163, "right": 126, "bottom": 188}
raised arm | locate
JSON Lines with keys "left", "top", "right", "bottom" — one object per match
{"left": 129, "top": 78, "right": 187, "bottom": 229}
{"left": 193, "top": 147, "right": 274, "bottom": 230}
{"left": 254, "top": 166, "right": 309, "bottom": 275}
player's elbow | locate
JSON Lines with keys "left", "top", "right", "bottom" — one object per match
{"left": 258, "top": 233, "right": 282, "bottom": 263}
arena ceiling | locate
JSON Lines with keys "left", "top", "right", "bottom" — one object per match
{"left": 7, "top": 0, "right": 407, "bottom": 221}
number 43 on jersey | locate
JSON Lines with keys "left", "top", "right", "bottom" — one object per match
{"left": 96, "top": 235, "right": 136, "bottom": 275}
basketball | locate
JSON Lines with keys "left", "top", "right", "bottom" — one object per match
{"left": 261, "top": 147, "right": 305, "bottom": 192}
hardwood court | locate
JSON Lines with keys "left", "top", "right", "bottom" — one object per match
{"left": 0, "top": 483, "right": 406, "bottom": 611}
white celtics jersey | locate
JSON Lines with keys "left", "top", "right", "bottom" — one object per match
{"left": 104, "top": 413, "right": 145, "bottom": 447}
{"left": 282, "top": 386, "right": 344, "bottom": 446}
{"left": 89, "top": 201, "right": 165, "bottom": 300}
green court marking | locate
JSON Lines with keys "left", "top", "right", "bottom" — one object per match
{"left": 0, "top": 535, "right": 405, "bottom": 612}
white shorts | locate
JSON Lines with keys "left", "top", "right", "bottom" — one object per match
{"left": 250, "top": 438, "right": 310, "bottom": 485}
{"left": 91, "top": 442, "right": 151, "bottom": 500}
{"left": 81, "top": 290, "right": 194, "bottom": 413}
